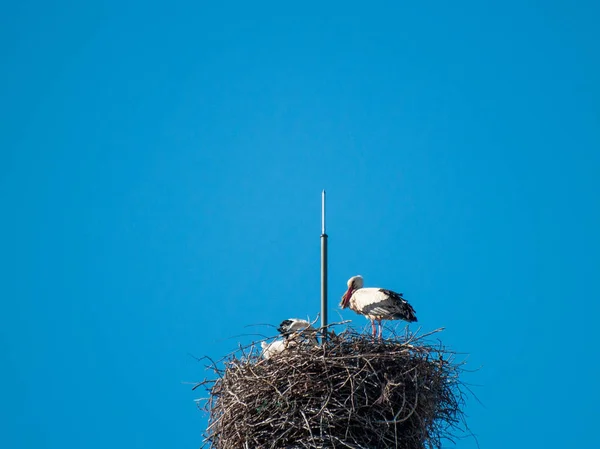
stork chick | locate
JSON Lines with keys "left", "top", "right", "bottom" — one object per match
{"left": 261, "top": 318, "right": 317, "bottom": 359}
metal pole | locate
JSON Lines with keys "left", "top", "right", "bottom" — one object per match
{"left": 321, "top": 190, "right": 328, "bottom": 340}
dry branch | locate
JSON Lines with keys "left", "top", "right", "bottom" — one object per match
{"left": 195, "top": 326, "right": 470, "bottom": 449}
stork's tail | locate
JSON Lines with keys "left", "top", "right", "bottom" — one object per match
{"left": 396, "top": 303, "right": 418, "bottom": 323}
{"left": 380, "top": 289, "right": 418, "bottom": 322}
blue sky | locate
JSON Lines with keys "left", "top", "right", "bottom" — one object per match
{"left": 1, "top": 1, "right": 599, "bottom": 448}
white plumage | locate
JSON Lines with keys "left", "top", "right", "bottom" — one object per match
{"left": 260, "top": 340, "right": 287, "bottom": 360}
{"left": 277, "top": 318, "right": 317, "bottom": 339}
{"left": 340, "top": 275, "right": 417, "bottom": 338}
{"left": 261, "top": 318, "right": 317, "bottom": 359}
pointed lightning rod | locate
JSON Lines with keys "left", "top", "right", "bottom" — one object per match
{"left": 321, "top": 190, "right": 328, "bottom": 340}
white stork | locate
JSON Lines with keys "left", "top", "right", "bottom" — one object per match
{"left": 340, "top": 275, "right": 417, "bottom": 339}
{"left": 260, "top": 339, "right": 287, "bottom": 360}
{"left": 261, "top": 318, "right": 317, "bottom": 359}
{"left": 277, "top": 318, "right": 317, "bottom": 340}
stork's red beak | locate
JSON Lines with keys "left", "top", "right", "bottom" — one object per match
{"left": 340, "top": 288, "right": 352, "bottom": 308}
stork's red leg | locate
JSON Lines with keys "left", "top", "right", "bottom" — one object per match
{"left": 378, "top": 320, "right": 383, "bottom": 340}
{"left": 371, "top": 320, "right": 377, "bottom": 338}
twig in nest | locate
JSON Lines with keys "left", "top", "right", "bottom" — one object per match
{"left": 195, "top": 326, "right": 474, "bottom": 449}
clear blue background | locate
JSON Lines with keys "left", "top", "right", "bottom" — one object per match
{"left": 2, "top": 1, "right": 599, "bottom": 448}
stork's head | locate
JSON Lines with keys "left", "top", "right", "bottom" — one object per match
{"left": 340, "top": 275, "right": 364, "bottom": 308}
{"left": 278, "top": 318, "right": 315, "bottom": 339}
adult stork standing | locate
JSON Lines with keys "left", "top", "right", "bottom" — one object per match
{"left": 340, "top": 275, "right": 417, "bottom": 339}
{"left": 261, "top": 318, "right": 317, "bottom": 359}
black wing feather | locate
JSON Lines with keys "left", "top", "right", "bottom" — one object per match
{"left": 379, "top": 289, "right": 418, "bottom": 322}
{"left": 277, "top": 319, "right": 294, "bottom": 336}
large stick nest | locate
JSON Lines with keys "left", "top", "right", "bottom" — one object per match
{"left": 195, "top": 327, "right": 470, "bottom": 449}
